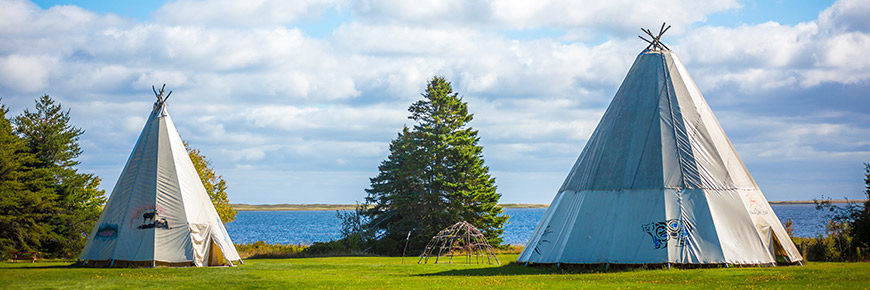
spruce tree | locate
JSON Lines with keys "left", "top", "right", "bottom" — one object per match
{"left": 363, "top": 76, "right": 507, "bottom": 255}
{"left": 0, "top": 99, "right": 56, "bottom": 258}
{"left": 185, "top": 141, "right": 236, "bottom": 223}
{"left": 850, "top": 163, "right": 870, "bottom": 252}
{"left": 13, "top": 95, "right": 105, "bottom": 257}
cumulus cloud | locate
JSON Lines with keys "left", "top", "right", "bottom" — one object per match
{"left": 155, "top": 0, "right": 342, "bottom": 26}
{"left": 0, "top": 54, "right": 57, "bottom": 92}
{"left": 238, "top": 104, "right": 407, "bottom": 134}
{"left": 677, "top": 11, "right": 870, "bottom": 91}
{"left": 721, "top": 113, "right": 870, "bottom": 161}
{"left": 351, "top": 0, "right": 741, "bottom": 33}
{"left": 1, "top": 0, "right": 867, "bottom": 203}
{"left": 818, "top": 0, "right": 870, "bottom": 33}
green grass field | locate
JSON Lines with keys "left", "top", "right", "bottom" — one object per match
{"left": 3, "top": 255, "right": 869, "bottom": 289}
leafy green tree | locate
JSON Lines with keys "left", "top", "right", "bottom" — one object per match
{"left": 362, "top": 76, "right": 507, "bottom": 255}
{"left": 11, "top": 95, "right": 105, "bottom": 257}
{"left": 184, "top": 141, "right": 237, "bottom": 223}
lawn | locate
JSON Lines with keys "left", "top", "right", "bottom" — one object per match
{"left": 3, "top": 255, "right": 868, "bottom": 289}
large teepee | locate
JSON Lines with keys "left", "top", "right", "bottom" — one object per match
{"left": 78, "top": 86, "right": 242, "bottom": 267}
{"left": 517, "top": 25, "right": 802, "bottom": 267}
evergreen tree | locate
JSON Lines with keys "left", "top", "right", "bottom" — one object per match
{"left": 0, "top": 99, "right": 55, "bottom": 258}
{"left": 850, "top": 163, "right": 870, "bottom": 251}
{"left": 13, "top": 95, "right": 106, "bottom": 257}
{"left": 363, "top": 76, "right": 507, "bottom": 255}
{"left": 14, "top": 95, "right": 84, "bottom": 169}
{"left": 184, "top": 141, "right": 236, "bottom": 223}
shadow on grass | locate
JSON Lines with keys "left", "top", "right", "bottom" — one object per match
{"left": 242, "top": 252, "right": 377, "bottom": 260}
{"left": 416, "top": 263, "right": 612, "bottom": 276}
{"left": 415, "top": 264, "right": 547, "bottom": 276}
{"left": 0, "top": 263, "right": 76, "bottom": 269}
{"left": 418, "top": 262, "right": 668, "bottom": 276}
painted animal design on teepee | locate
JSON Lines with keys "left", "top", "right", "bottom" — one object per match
{"left": 142, "top": 211, "right": 156, "bottom": 223}
{"left": 642, "top": 219, "right": 692, "bottom": 249}
{"left": 137, "top": 210, "right": 171, "bottom": 230}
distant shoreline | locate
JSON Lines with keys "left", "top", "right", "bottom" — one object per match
{"left": 231, "top": 200, "right": 865, "bottom": 211}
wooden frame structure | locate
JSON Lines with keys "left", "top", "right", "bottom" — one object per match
{"left": 418, "top": 221, "right": 500, "bottom": 265}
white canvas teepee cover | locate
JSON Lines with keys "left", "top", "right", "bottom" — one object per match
{"left": 79, "top": 94, "right": 241, "bottom": 267}
{"left": 517, "top": 46, "right": 802, "bottom": 266}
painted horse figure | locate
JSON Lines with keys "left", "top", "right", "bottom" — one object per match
{"left": 142, "top": 210, "right": 157, "bottom": 224}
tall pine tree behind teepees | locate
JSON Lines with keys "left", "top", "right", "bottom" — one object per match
{"left": 364, "top": 76, "right": 507, "bottom": 255}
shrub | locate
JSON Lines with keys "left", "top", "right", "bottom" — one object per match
{"left": 493, "top": 245, "right": 524, "bottom": 255}
{"left": 803, "top": 162, "right": 870, "bottom": 262}
{"left": 303, "top": 240, "right": 375, "bottom": 257}
{"left": 792, "top": 221, "right": 870, "bottom": 262}
{"left": 235, "top": 241, "right": 307, "bottom": 259}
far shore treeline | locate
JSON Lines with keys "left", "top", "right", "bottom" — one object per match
{"left": 228, "top": 200, "right": 866, "bottom": 211}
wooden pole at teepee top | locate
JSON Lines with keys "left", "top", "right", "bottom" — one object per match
{"left": 152, "top": 84, "right": 172, "bottom": 107}
{"left": 638, "top": 22, "right": 671, "bottom": 51}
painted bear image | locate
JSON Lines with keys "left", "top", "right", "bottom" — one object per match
{"left": 642, "top": 219, "right": 692, "bottom": 249}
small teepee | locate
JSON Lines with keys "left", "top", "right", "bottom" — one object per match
{"left": 78, "top": 85, "right": 242, "bottom": 267}
{"left": 418, "top": 221, "right": 500, "bottom": 265}
{"left": 517, "top": 24, "right": 802, "bottom": 267}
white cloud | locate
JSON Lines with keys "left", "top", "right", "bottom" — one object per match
{"left": 676, "top": 7, "right": 870, "bottom": 91}
{"left": 235, "top": 148, "right": 267, "bottom": 161}
{"left": 134, "top": 71, "right": 188, "bottom": 89}
{"left": 817, "top": 32, "right": 870, "bottom": 69}
{"left": 818, "top": 0, "right": 870, "bottom": 33}
{"left": 0, "top": 0, "right": 125, "bottom": 36}
{"left": 239, "top": 104, "right": 407, "bottom": 132}
{"left": 719, "top": 112, "right": 870, "bottom": 162}
{"left": 2, "top": 0, "right": 868, "bottom": 203}
{"left": 332, "top": 22, "right": 485, "bottom": 56}
{"left": 679, "top": 22, "right": 816, "bottom": 68}
{"left": 351, "top": 0, "right": 741, "bottom": 32}
{"left": 470, "top": 98, "right": 603, "bottom": 142}
{"left": 0, "top": 54, "right": 57, "bottom": 92}
{"left": 155, "top": 0, "right": 342, "bottom": 26}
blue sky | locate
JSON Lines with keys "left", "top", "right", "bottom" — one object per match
{"left": 3, "top": 0, "right": 868, "bottom": 204}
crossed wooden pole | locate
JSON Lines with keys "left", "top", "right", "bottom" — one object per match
{"left": 152, "top": 84, "right": 172, "bottom": 106}
{"left": 639, "top": 22, "right": 671, "bottom": 51}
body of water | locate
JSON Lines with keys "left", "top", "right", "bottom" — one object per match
{"left": 225, "top": 204, "right": 833, "bottom": 246}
